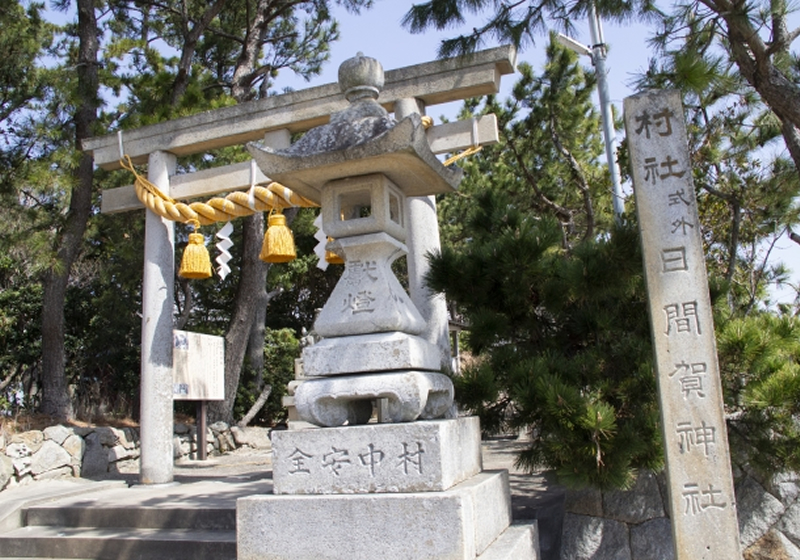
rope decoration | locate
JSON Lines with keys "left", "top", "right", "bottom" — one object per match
{"left": 119, "top": 155, "right": 318, "bottom": 227}
{"left": 118, "top": 116, "right": 484, "bottom": 278}
{"left": 119, "top": 154, "right": 318, "bottom": 277}
{"left": 443, "top": 145, "right": 482, "bottom": 166}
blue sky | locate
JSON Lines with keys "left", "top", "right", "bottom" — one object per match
{"left": 276, "top": 1, "right": 655, "bottom": 119}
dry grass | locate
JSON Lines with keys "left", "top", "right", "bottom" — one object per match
{"left": 0, "top": 413, "right": 139, "bottom": 436}
{"left": 743, "top": 530, "right": 791, "bottom": 560}
{"left": 0, "top": 411, "right": 199, "bottom": 437}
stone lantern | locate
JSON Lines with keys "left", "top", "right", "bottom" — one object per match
{"left": 239, "top": 50, "right": 540, "bottom": 560}
{"left": 248, "top": 53, "right": 461, "bottom": 427}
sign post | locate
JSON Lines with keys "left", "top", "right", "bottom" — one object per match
{"left": 624, "top": 89, "right": 741, "bottom": 559}
{"left": 173, "top": 330, "right": 225, "bottom": 461}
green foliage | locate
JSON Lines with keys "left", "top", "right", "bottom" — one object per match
{"left": 0, "top": 255, "right": 43, "bottom": 412}
{"left": 439, "top": 37, "right": 613, "bottom": 250}
{"left": 0, "top": 162, "right": 149, "bottom": 418}
{"left": 106, "top": 0, "right": 373, "bottom": 116}
{"left": 402, "top": 0, "right": 660, "bottom": 57}
{"left": 0, "top": 1, "right": 52, "bottom": 126}
{"left": 430, "top": 191, "right": 660, "bottom": 489}
{"left": 234, "top": 327, "right": 300, "bottom": 426}
{"left": 62, "top": 208, "right": 146, "bottom": 419}
{"left": 718, "top": 313, "right": 800, "bottom": 474}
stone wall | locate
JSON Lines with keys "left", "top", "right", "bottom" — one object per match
{"left": 560, "top": 467, "right": 800, "bottom": 560}
{"left": 0, "top": 422, "right": 270, "bottom": 491}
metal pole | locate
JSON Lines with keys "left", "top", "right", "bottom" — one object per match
{"left": 588, "top": 3, "right": 625, "bottom": 221}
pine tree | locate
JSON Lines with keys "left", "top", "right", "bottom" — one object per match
{"left": 431, "top": 190, "right": 661, "bottom": 489}
{"left": 717, "top": 313, "right": 800, "bottom": 475}
{"left": 431, "top": 40, "right": 662, "bottom": 489}
{"left": 432, "top": 36, "right": 800, "bottom": 489}
{"left": 439, "top": 37, "right": 615, "bottom": 251}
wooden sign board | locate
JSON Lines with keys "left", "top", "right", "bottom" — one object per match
{"left": 172, "top": 330, "right": 225, "bottom": 401}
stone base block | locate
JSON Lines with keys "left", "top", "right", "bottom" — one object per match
{"left": 301, "top": 332, "right": 441, "bottom": 376}
{"left": 478, "top": 522, "right": 540, "bottom": 559}
{"left": 272, "top": 417, "right": 482, "bottom": 494}
{"left": 237, "top": 470, "right": 512, "bottom": 560}
{"left": 287, "top": 420, "right": 318, "bottom": 430}
{"left": 294, "top": 371, "right": 454, "bottom": 427}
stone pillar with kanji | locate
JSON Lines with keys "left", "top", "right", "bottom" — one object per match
{"left": 624, "top": 89, "right": 741, "bottom": 560}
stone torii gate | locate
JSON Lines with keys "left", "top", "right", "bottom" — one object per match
{"left": 84, "top": 46, "right": 517, "bottom": 485}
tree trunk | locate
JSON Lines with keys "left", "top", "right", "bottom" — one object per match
{"left": 246, "top": 294, "right": 268, "bottom": 389}
{"left": 208, "top": 213, "right": 270, "bottom": 424}
{"left": 247, "top": 285, "right": 284, "bottom": 388}
{"left": 237, "top": 384, "right": 272, "bottom": 428}
{"left": 39, "top": 0, "right": 98, "bottom": 420}
{"left": 169, "top": 0, "right": 228, "bottom": 106}
{"left": 209, "top": 207, "right": 300, "bottom": 424}
{"left": 720, "top": 8, "right": 800, "bottom": 171}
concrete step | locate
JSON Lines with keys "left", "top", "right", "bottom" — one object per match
{"left": 0, "top": 481, "right": 243, "bottom": 560}
{"left": 507, "top": 474, "right": 564, "bottom": 560}
{"left": 0, "top": 525, "right": 236, "bottom": 560}
{"left": 25, "top": 504, "right": 236, "bottom": 531}
{"left": 0, "top": 481, "right": 128, "bottom": 534}
{"left": 478, "top": 521, "right": 540, "bottom": 559}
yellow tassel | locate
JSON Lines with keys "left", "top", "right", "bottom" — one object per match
{"left": 179, "top": 232, "right": 212, "bottom": 279}
{"left": 260, "top": 212, "right": 296, "bottom": 263}
{"left": 325, "top": 237, "right": 344, "bottom": 265}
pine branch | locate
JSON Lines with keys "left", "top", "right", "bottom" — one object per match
{"left": 548, "top": 111, "right": 594, "bottom": 241}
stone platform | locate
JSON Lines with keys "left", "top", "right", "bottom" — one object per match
{"left": 271, "top": 417, "right": 481, "bottom": 494}
{"left": 238, "top": 471, "right": 524, "bottom": 560}
{"left": 237, "top": 418, "right": 541, "bottom": 560}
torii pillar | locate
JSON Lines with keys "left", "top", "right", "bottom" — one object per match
{"left": 139, "top": 150, "right": 176, "bottom": 485}
{"left": 395, "top": 98, "right": 453, "bottom": 370}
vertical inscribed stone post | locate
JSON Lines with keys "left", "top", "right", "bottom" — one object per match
{"left": 624, "top": 90, "right": 741, "bottom": 559}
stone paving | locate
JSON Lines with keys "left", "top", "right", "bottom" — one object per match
{"left": 1, "top": 434, "right": 561, "bottom": 506}
{"left": 0, "top": 435, "right": 565, "bottom": 560}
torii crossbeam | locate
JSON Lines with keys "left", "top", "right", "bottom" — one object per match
{"left": 84, "top": 45, "right": 517, "bottom": 484}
